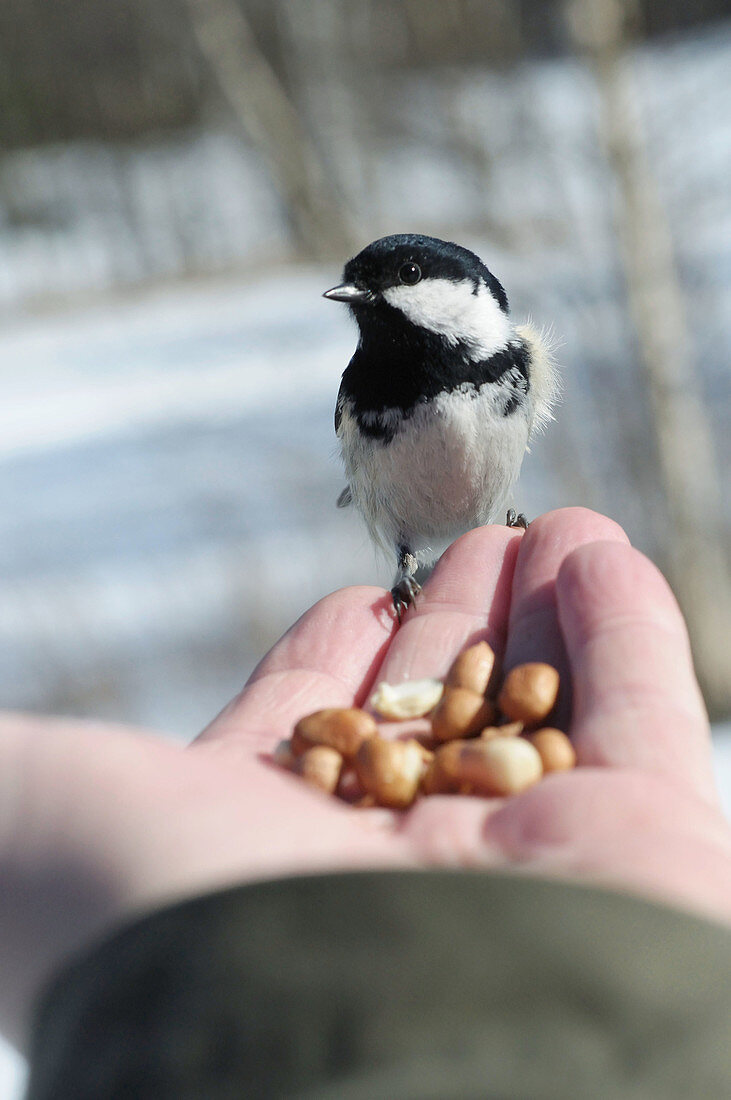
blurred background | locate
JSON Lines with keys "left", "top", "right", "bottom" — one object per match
{"left": 1, "top": 0, "right": 730, "bottom": 1088}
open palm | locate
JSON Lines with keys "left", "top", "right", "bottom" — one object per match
{"left": 1, "top": 507, "right": 729, "bottom": 1046}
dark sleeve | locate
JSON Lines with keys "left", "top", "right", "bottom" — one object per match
{"left": 26, "top": 870, "right": 731, "bottom": 1099}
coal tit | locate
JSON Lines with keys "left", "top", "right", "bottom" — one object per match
{"left": 324, "top": 234, "right": 559, "bottom": 618}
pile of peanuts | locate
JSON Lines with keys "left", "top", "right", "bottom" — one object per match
{"left": 274, "top": 641, "right": 576, "bottom": 809}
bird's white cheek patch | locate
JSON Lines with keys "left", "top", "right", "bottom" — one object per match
{"left": 382, "top": 278, "right": 512, "bottom": 360}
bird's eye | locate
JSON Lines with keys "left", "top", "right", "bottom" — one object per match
{"left": 398, "top": 262, "right": 422, "bottom": 286}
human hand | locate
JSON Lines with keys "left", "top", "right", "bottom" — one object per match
{"left": 1, "top": 507, "right": 729, "bottom": 1046}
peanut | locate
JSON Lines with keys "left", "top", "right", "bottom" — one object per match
{"left": 415, "top": 742, "right": 435, "bottom": 767}
{"left": 525, "top": 728, "right": 576, "bottom": 773}
{"left": 285, "top": 643, "right": 571, "bottom": 810}
{"left": 336, "top": 765, "right": 367, "bottom": 803}
{"left": 446, "top": 641, "right": 496, "bottom": 696}
{"left": 458, "top": 737, "right": 543, "bottom": 796}
{"left": 480, "top": 720, "right": 523, "bottom": 741}
{"left": 431, "top": 687, "right": 495, "bottom": 742}
{"left": 294, "top": 745, "right": 343, "bottom": 794}
{"left": 355, "top": 737, "right": 426, "bottom": 809}
{"left": 369, "top": 678, "right": 444, "bottom": 720}
{"left": 292, "top": 707, "right": 377, "bottom": 758}
{"left": 422, "top": 740, "right": 471, "bottom": 795}
{"left": 498, "top": 663, "right": 560, "bottom": 726}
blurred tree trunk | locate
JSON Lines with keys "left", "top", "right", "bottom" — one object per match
{"left": 566, "top": 0, "right": 731, "bottom": 717}
{"left": 181, "top": 0, "right": 356, "bottom": 260}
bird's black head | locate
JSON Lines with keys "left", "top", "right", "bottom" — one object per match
{"left": 326, "top": 236, "right": 522, "bottom": 418}
{"left": 324, "top": 233, "right": 509, "bottom": 319}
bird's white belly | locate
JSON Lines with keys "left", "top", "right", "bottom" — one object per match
{"left": 340, "top": 386, "right": 530, "bottom": 561}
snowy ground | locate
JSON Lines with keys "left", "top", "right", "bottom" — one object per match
{"left": 0, "top": 273, "right": 382, "bottom": 732}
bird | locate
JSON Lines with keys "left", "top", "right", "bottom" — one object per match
{"left": 323, "top": 233, "right": 559, "bottom": 619}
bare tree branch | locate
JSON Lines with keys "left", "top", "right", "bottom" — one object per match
{"left": 566, "top": 0, "right": 731, "bottom": 716}
{"left": 181, "top": 0, "right": 357, "bottom": 259}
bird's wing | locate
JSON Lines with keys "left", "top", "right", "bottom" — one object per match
{"left": 334, "top": 381, "right": 351, "bottom": 506}
{"left": 334, "top": 381, "right": 346, "bottom": 435}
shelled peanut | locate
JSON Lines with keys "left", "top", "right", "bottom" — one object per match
{"left": 275, "top": 640, "right": 575, "bottom": 808}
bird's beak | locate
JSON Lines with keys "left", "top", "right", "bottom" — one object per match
{"left": 323, "top": 283, "right": 374, "bottom": 304}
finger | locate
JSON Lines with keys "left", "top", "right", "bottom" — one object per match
{"left": 504, "top": 508, "right": 630, "bottom": 726}
{"left": 373, "top": 525, "right": 522, "bottom": 687}
{"left": 196, "top": 586, "right": 396, "bottom": 750}
{"left": 556, "top": 540, "right": 717, "bottom": 803}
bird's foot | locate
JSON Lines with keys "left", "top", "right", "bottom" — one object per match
{"left": 391, "top": 576, "right": 421, "bottom": 623}
{"left": 506, "top": 508, "right": 529, "bottom": 530}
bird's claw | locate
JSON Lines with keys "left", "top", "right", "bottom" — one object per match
{"left": 506, "top": 508, "right": 529, "bottom": 530}
{"left": 391, "top": 576, "right": 421, "bottom": 623}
